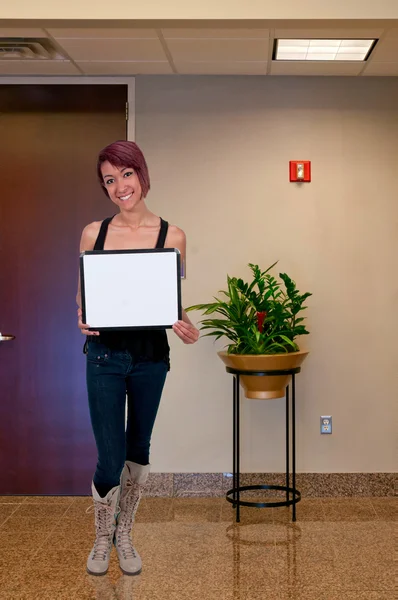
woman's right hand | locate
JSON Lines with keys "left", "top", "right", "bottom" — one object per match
{"left": 77, "top": 308, "right": 100, "bottom": 336}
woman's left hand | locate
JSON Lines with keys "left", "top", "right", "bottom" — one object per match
{"left": 172, "top": 320, "right": 200, "bottom": 344}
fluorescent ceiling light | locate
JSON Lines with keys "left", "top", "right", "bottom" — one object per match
{"left": 274, "top": 39, "right": 376, "bottom": 61}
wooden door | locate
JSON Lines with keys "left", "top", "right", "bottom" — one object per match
{"left": 0, "top": 84, "right": 127, "bottom": 494}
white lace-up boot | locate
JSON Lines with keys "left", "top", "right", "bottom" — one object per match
{"left": 114, "top": 461, "right": 150, "bottom": 575}
{"left": 87, "top": 483, "right": 121, "bottom": 576}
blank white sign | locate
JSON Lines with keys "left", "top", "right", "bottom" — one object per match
{"left": 80, "top": 249, "right": 181, "bottom": 329}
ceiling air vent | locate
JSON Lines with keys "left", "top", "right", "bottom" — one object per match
{"left": 0, "top": 38, "right": 66, "bottom": 60}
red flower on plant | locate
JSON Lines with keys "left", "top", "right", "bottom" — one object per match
{"left": 257, "top": 311, "right": 267, "bottom": 333}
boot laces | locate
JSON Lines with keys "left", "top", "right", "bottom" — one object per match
{"left": 116, "top": 481, "right": 141, "bottom": 559}
{"left": 87, "top": 502, "right": 118, "bottom": 561}
{"left": 117, "top": 529, "right": 138, "bottom": 560}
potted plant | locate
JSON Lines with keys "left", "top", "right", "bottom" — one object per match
{"left": 186, "top": 262, "right": 311, "bottom": 399}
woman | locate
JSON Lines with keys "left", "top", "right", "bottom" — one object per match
{"left": 76, "top": 140, "right": 199, "bottom": 577}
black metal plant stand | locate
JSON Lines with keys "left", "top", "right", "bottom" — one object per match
{"left": 225, "top": 366, "right": 302, "bottom": 523}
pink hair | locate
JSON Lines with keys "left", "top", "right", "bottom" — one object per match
{"left": 97, "top": 140, "right": 150, "bottom": 198}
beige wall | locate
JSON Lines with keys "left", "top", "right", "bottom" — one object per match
{"left": 136, "top": 75, "right": 398, "bottom": 473}
{"left": 1, "top": 0, "right": 397, "bottom": 19}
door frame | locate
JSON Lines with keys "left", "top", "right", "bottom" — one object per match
{"left": 0, "top": 76, "right": 135, "bottom": 140}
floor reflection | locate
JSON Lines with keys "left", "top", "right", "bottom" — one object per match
{"left": 0, "top": 496, "right": 394, "bottom": 599}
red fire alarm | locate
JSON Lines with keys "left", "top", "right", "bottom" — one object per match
{"left": 290, "top": 161, "right": 311, "bottom": 182}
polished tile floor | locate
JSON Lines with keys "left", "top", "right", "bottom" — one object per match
{"left": 0, "top": 495, "right": 395, "bottom": 599}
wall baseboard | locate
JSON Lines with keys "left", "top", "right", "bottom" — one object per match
{"left": 145, "top": 472, "right": 396, "bottom": 498}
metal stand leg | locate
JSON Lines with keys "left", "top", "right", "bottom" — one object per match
{"left": 233, "top": 376, "right": 236, "bottom": 509}
{"left": 236, "top": 374, "right": 240, "bottom": 523}
{"left": 225, "top": 367, "right": 301, "bottom": 523}
{"left": 286, "top": 385, "right": 290, "bottom": 504}
{"left": 292, "top": 374, "right": 297, "bottom": 523}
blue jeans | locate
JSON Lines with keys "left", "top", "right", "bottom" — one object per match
{"left": 86, "top": 339, "right": 168, "bottom": 490}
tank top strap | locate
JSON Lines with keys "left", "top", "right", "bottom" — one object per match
{"left": 94, "top": 215, "right": 168, "bottom": 250}
{"left": 93, "top": 215, "right": 116, "bottom": 250}
{"left": 155, "top": 218, "right": 169, "bottom": 249}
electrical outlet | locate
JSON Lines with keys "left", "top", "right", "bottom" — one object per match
{"left": 321, "top": 416, "right": 332, "bottom": 434}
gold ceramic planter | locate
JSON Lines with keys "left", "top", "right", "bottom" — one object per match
{"left": 218, "top": 350, "right": 309, "bottom": 399}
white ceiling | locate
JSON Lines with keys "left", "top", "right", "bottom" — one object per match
{"left": 0, "top": 21, "right": 397, "bottom": 76}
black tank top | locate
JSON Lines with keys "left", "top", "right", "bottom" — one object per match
{"left": 86, "top": 215, "right": 170, "bottom": 369}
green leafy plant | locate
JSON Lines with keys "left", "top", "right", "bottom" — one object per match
{"left": 186, "top": 262, "right": 312, "bottom": 355}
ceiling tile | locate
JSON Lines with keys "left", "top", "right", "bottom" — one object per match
{"left": 385, "top": 29, "right": 398, "bottom": 39}
{"left": 56, "top": 38, "right": 166, "bottom": 61}
{"left": 77, "top": 61, "right": 173, "bottom": 75}
{"left": 362, "top": 61, "right": 398, "bottom": 75}
{"left": 175, "top": 61, "right": 267, "bottom": 75}
{"left": 0, "top": 60, "right": 80, "bottom": 75}
{"left": 274, "top": 28, "right": 383, "bottom": 39}
{"left": 166, "top": 38, "right": 268, "bottom": 62}
{"left": 0, "top": 29, "right": 47, "bottom": 37}
{"left": 47, "top": 28, "right": 157, "bottom": 39}
{"left": 162, "top": 28, "right": 269, "bottom": 39}
{"left": 270, "top": 61, "right": 363, "bottom": 76}
{"left": 370, "top": 38, "right": 398, "bottom": 61}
